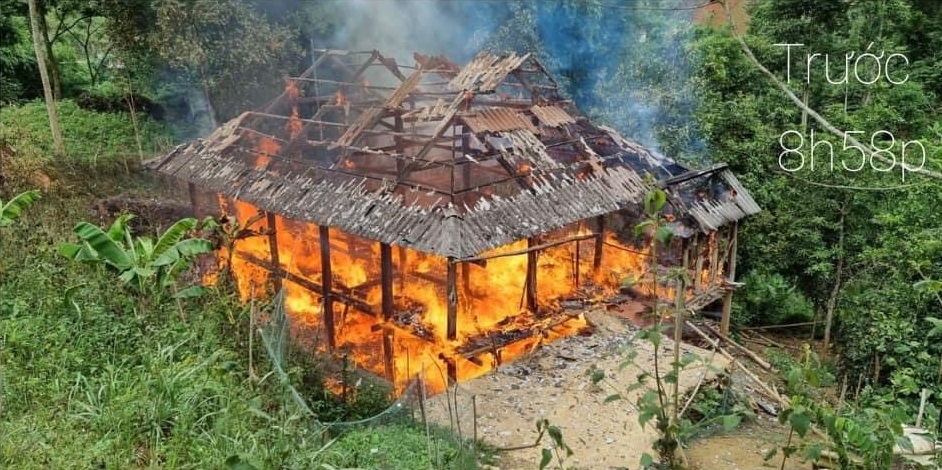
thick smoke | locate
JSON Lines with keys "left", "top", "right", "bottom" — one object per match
{"left": 325, "top": 0, "right": 704, "bottom": 161}
{"left": 330, "top": 0, "right": 504, "bottom": 64}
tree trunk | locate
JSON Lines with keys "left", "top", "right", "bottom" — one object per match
{"left": 38, "top": 4, "right": 61, "bottom": 100}
{"left": 28, "top": 0, "right": 65, "bottom": 157}
{"left": 823, "top": 197, "right": 848, "bottom": 352}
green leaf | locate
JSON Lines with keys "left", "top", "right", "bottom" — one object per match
{"left": 56, "top": 243, "right": 84, "bottom": 261}
{"left": 721, "top": 414, "right": 742, "bottom": 430}
{"left": 539, "top": 448, "right": 552, "bottom": 470}
{"left": 174, "top": 238, "right": 214, "bottom": 257}
{"left": 762, "top": 448, "right": 777, "bottom": 461}
{"left": 654, "top": 226, "right": 674, "bottom": 245}
{"left": 152, "top": 246, "right": 181, "bottom": 267}
{"left": 788, "top": 410, "right": 811, "bottom": 438}
{"left": 643, "top": 189, "right": 667, "bottom": 215}
{"left": 106, "top": 214, "right": 135, "bottom": 241}
{"left": 72, "top": 222, "right": 133, "bottom": 269}
{"left": 590, "top": 369, "right": 605, "bottom": 384}
{"left": 0, "top": 189, "right": 41, "bottom": 226}
{"left": 638, "top": 409, "right": 656, "bottom": 428}
{"left": 913, "top": 279, "right": 942, "bottom": 294}
{"left": 173, "top": 286, "right": 210, "bottom": 299}
{"left": 153, "top": 217, "right": 198, "bottom": 258}
{"left": 546, "top": 425, "right": 564, "bottom": 447}
{"left": 926, "top": 317, "right": 942, "bottom": 338}
{"left": 640, "top": 452, "right": 654, "bottom": 467}
{"left": 604, "top": 394, "right": 622, "bottom": 403}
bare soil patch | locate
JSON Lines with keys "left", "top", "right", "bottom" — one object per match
{"left": 424, "top": 310, "right": 730, "bottom": 469}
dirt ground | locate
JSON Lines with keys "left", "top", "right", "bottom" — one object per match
{"left": 424, "top": 310, "right": 731, "bottom": 469}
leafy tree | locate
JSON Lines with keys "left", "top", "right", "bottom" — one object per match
{"left": 27, "top": 0, "right": 65, "bottom": 156}
{"left": 148, "top": 0, "right": 300, "bottom": 125}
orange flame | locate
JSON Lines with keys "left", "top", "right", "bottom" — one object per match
{"left": 210, "top": 138, "right": 721, "bottom": 395}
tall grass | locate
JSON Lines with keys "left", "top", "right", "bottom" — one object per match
{"left": 1, "top": 108, "right": 485, "bottom": 469}
{"left": 0, "top": 99, "right": 173, "bottom": 164}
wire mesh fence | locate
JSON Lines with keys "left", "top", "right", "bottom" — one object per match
{"left": 254, "top": 289, "right": 487, "bottom": 467}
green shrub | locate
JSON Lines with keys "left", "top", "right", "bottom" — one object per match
{"left": 733, "top": 270, "right": 816, "bottom": 327}
{"left": 320, "top": 423, "right": 473, "bottom": 470}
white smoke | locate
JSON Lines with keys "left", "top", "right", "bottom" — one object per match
{"left": 331, "top": 0, "right": 494, "bottom": 64}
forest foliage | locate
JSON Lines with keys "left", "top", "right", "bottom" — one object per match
{"left": 2, "top": 0, "right": 941, "bottom": 467}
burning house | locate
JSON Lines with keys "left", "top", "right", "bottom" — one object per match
{"left": 147, "top": 49, "right": 760, "bottom": 392}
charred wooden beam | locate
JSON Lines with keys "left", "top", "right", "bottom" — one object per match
{"left": 657, "top": 163, "right": 729, "bottom": 188}
{"left": 233, "top": 250, "right": 374, "bottom": 316}
{"left": 412, "top": 270, "right": 446, "bottom": 286}
{"left": 290, "top": 76, "right": 401, "bottom": 91}
{"left": 319, "top": 225, "right": 336, "bottom": 350}
{"left": 446, "top": 258, "right": 458, "bottom": 341}
{"left": 382, "top": 330, "right": 395, "bottom": 383}
{"left": 594, "top": 215, "right": 605, "bottom": 271}
{"left": 693, "top": 233, "right": 704, "bottom": 293}
{"left": 381, "top": 242, "right": 393, "bottom": 321}
{"left": 396, "top": 245, "right": 407, "bottom": 291}
{"left": 265, "top": 212, "right": 283, "bottom": 292}
{"left": 526, "top": 237, "right": 538, "bottom": 312}
{"left": 456, "top": 233, "right": 598, "bottom": 264}
{"left": 445, "top": 356, "right": 457, "bottom": 385}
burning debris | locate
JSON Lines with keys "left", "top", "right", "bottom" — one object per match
{"left": 147, "top": 49, "right": 760, "bottom": 393}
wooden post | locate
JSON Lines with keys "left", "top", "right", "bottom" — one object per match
{"left": 720, "top": 222, "right": 739, "bottom": 335}
{"left": 383, "top": 330, "right": 395, "bottom": 383}
{"left": 379, "top": 242, "right": 396, "bottom": 382}
{"left": 460, "top": 262, "right": 472, "bottom": 316}
{"left": 447, "top": 257, "right": 458, "bottom": 341}
{"left": 188, "top": 183, "right": 201, "bottom": 218}
{"left": 709, "top": 231, "right": 721, "bottom": 286}
{"left": 319, "top": 225, "right": 336, "bottom": 350}
{"left": 446, "top": 356, "right": 457, "bottom": 385}
{"left": 593, "top": 216, "right": 605, "bottom": 271}
{"left": 693, "top": 233, "right": 704, "bottom": 293}
{"left": 265, "top": 212, "right": 283, "bottom": 292}
{"left": 397, "top": 246, "right": 407, "bottom": 291}
{"left": 526, "top": 237, "right": 538, "bottom": 312}
{"left": 574, "top": 238, "right": 581, "bottom": 291}
{"left": 381, "top": 243, "right": 393, "bottom": 320}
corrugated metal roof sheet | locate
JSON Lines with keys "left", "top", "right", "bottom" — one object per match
{"left": 530, "top": 105, "right": 575, "bottom": 127}
{"left": 461, "top": 107, "right": 538, "bottom": 134}
{"left": 448, "top": 52, "right": 529, "bottom": 92}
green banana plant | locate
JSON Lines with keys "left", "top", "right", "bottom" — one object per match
{"left": 58, "top": 214, "right": 215, "bottom": 303}
{"left": 1, "top": 189, "right": 41, "bottom": 227}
